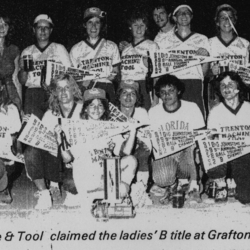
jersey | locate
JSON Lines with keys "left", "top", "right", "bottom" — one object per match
{"left": 129, "top": 107, "right": 152, "bottom": 151}
{"left": 0, "top": 104, "right": 21, "bottom": 146}
{"left": 21, "top": 42, "right": 72, "bottom": 88}
{"left": 148, "top": 100, "right": 205, "bottom": 131}
{"left": 209, "top": 36, "right": 250, "bottom": 72}
{"left": 70, "top": 132, "right": 126, "bottom": 191}
{"left": 207, "top": 101, "right": 250, "bottom": 130}
{"left": 121, "top": 39, "right": 158, "bottom": 81}
{"left": 42, "top": 102, "right": 83, "bottom": 133}
{"left": 154, "top": 27, "right": 175, "bottom": 49}
{"left": 163, "top": 31, "right": 210, "bottom": 80}
{"left": 70, "top": 38, "right": 120, "bottom": 83}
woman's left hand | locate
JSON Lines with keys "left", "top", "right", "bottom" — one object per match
{"left": 196, "top": 48, "right": 209, "bottom": 57}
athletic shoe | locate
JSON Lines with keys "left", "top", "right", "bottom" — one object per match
{"left": 49, "top": 186, "right": 61, "bottom": 201}
{"left": 177, "top": 183, "right": 189, "bottom": 193}
{"left": 34, "top": 190, "right": 52, "bottom": 210}
{"left": 0, "top": 188, "right": 12, "bottom": 205}
{"left": 159, "top": 183, "right": 177, "bottom": 204}
{"left": 186, "top": 189, "right": 202, "bottom": 203}
{"left": 150, "top": 184, "right": 166, "bottom": 196}
{"left": 63, "top": 192, "right": 81, "bottom": 207}
{"left": 215, "top": 187, "right": 228, "bottom": 203}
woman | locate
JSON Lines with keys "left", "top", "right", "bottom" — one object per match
{"left": 121, "top": 11, "right": 159, "bottom": 110}
{"left": 114, "top": 80, "right": 152, "bottom": 207}
{"left": 208, "top": 4, "right": 250, "bottom": 110}
{"left": 207, "top": 71, "right": 250, "bottom": 204}
{"left": 0, "top": 77, "right": 22, "bottom": 205}
{"left": 70, "top": 7, "right": 120, "bottom": 104}
{"left": 163, "top": 4, "right": 210, "bottom": 118}
{"left": 0, "top": 14, "right": 22, "bottom": 112}
{"left": 55, "top": 88, "right": 137, "bottom": 211}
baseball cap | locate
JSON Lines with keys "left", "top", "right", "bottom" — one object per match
{"left": 83, "top": 7, "right": 106, "bottom": 21}
{"left": 0, "top": 161, "right": 8, "bottom": 192}
{"left": 215, "top": 4, "right": 237, "bottom": 19}
{"left": 34, "top": 14, "right": 54, "bottom": 26}
{"left": 119, "top": 80, "right": 139, "bottom": 92}
{"left": 173, "top": 5, "right": 193, "bottom": 16}
{"left": 84, "top": 88, "right": 106, "bottom": 101}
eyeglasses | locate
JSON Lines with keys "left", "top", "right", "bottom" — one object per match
{"left": 159, "top": 88, "right": 176, "bottom": 96}
{"left": 36, "top": 26, "right": 51, "bottom": 31}
{"left": 219, "top": 16, "right": 235, "bottom": 22}
{"left": 175, "top": 11, "right": 192, "bottom": 17}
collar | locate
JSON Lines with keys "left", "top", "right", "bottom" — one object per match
{"left": 223, "top": 100, "right": 243, "bottom": 115}
{"left": 163, "top": 100, "right": 181, "bottom": 113}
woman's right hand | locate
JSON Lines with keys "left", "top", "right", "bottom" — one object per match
{"left": 119, "top": 41, "right": 129, "bottom": 52}
{"left": 54, "top": 124, "right": 63, "bottom": 145}
{"left": 19, "top": 57, "right": 25, "bottom": 71}
{"left": 22, "top": 114, "right": 31, "bottom": 123}
{"left": 211, "top": 63, "right": 220, "bottom": 76}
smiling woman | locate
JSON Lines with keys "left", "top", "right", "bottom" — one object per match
{"left": 207, "top": 71, "right": 250, "bottom": 204}
{"left": 120, "top": 10, "right": 159, "bottom": 110}
{"left": 208, "top": 4, "right": 250, "bottom": 110}
{"left": 70, "top": 7, "right": 120, "bottom": 104}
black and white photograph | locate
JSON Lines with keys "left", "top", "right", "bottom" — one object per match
{"left": 1, "top": 0, "right": 250, "bottom": 249}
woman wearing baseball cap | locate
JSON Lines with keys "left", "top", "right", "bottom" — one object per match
{"left": 54, "top": 88, "right": 137, "bottom": 212}
{"left": 115, "top": 80, "right": 153, "bottom": 208}
{"left": 208, "top": 4, "right": 250, "bottom": 110}
{"left": 70, "top": 7, "right": 121, "bottom": 104}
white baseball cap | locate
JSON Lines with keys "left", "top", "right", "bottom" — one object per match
{"left": 173, "top": 5, "right": 193, "bottom": 16}
{"left": 34, "top": 14, "right": 53, "bottom": 25}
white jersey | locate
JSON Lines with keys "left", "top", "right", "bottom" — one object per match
{"left": 122, "top": 107, "right": 152, "bottom": 151}
{"left": 154, "top": 27, "right": 175, "bottom": 49}
{"left": 209, "top": 36, "right": 249, "bottom": 71}
{"left": 121, "top": 39, "right": 158, "bottom": 81}
{"left": 163, "top": 31, "right": 210, "bottom": 80}
{"left": 21, "top": 42, "right": 72, "bottom": 88}
{"left": 148, "top": 100, "right": 205, "bottom": 131}
{"left": 42, "top": 102, "right": 83, "bottom": 132}
{"left": 0, "top": 104, "right": 21, "bottom": 145}
{"left": 207, "top": 101, "right": 250, "bottom": 130}
{"left": 70, "top": 38, "right": 120, "bottom": 82}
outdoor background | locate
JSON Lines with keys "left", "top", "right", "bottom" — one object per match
{"left": 2, "top": 0, "right": 250, "bottom": 52}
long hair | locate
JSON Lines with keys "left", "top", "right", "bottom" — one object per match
{"left": 215, "top": 71, "right": 247, "bottom": 103}
{"left": 48, "top": 73, "right": 82, "bottom": 115}
{"left": 80, "top": 98, "right": 110, "bottom": 120}
{"left": 0, "top": 14, "right": 14, "bottom": 47}
{"left": 0, "top": 78, "right": 12, "bottom": 112}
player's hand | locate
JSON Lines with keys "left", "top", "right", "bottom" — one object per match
{"left": 19, "top": 57, "right": 25, "bottom": 70}
{"left": 196, "top": 48, "right": 209, "bottom": 56}
{"left": 22, "top": 114, "right": 31, "bottom": 123}
{"left": 119, "top": 41, "right": 129, "bottom": 52}
{"left": 16, "top": 153, "right": 25, "bottom": 162}
{"left": 54, "top": 124, "right": 63, "bottom": 144}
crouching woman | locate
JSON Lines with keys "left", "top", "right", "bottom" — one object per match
{"left": 207, "top": 71, "right": 250, "bottom": 204}
{"left": 55, "top": 88, "right": 137, "bottom": 210}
